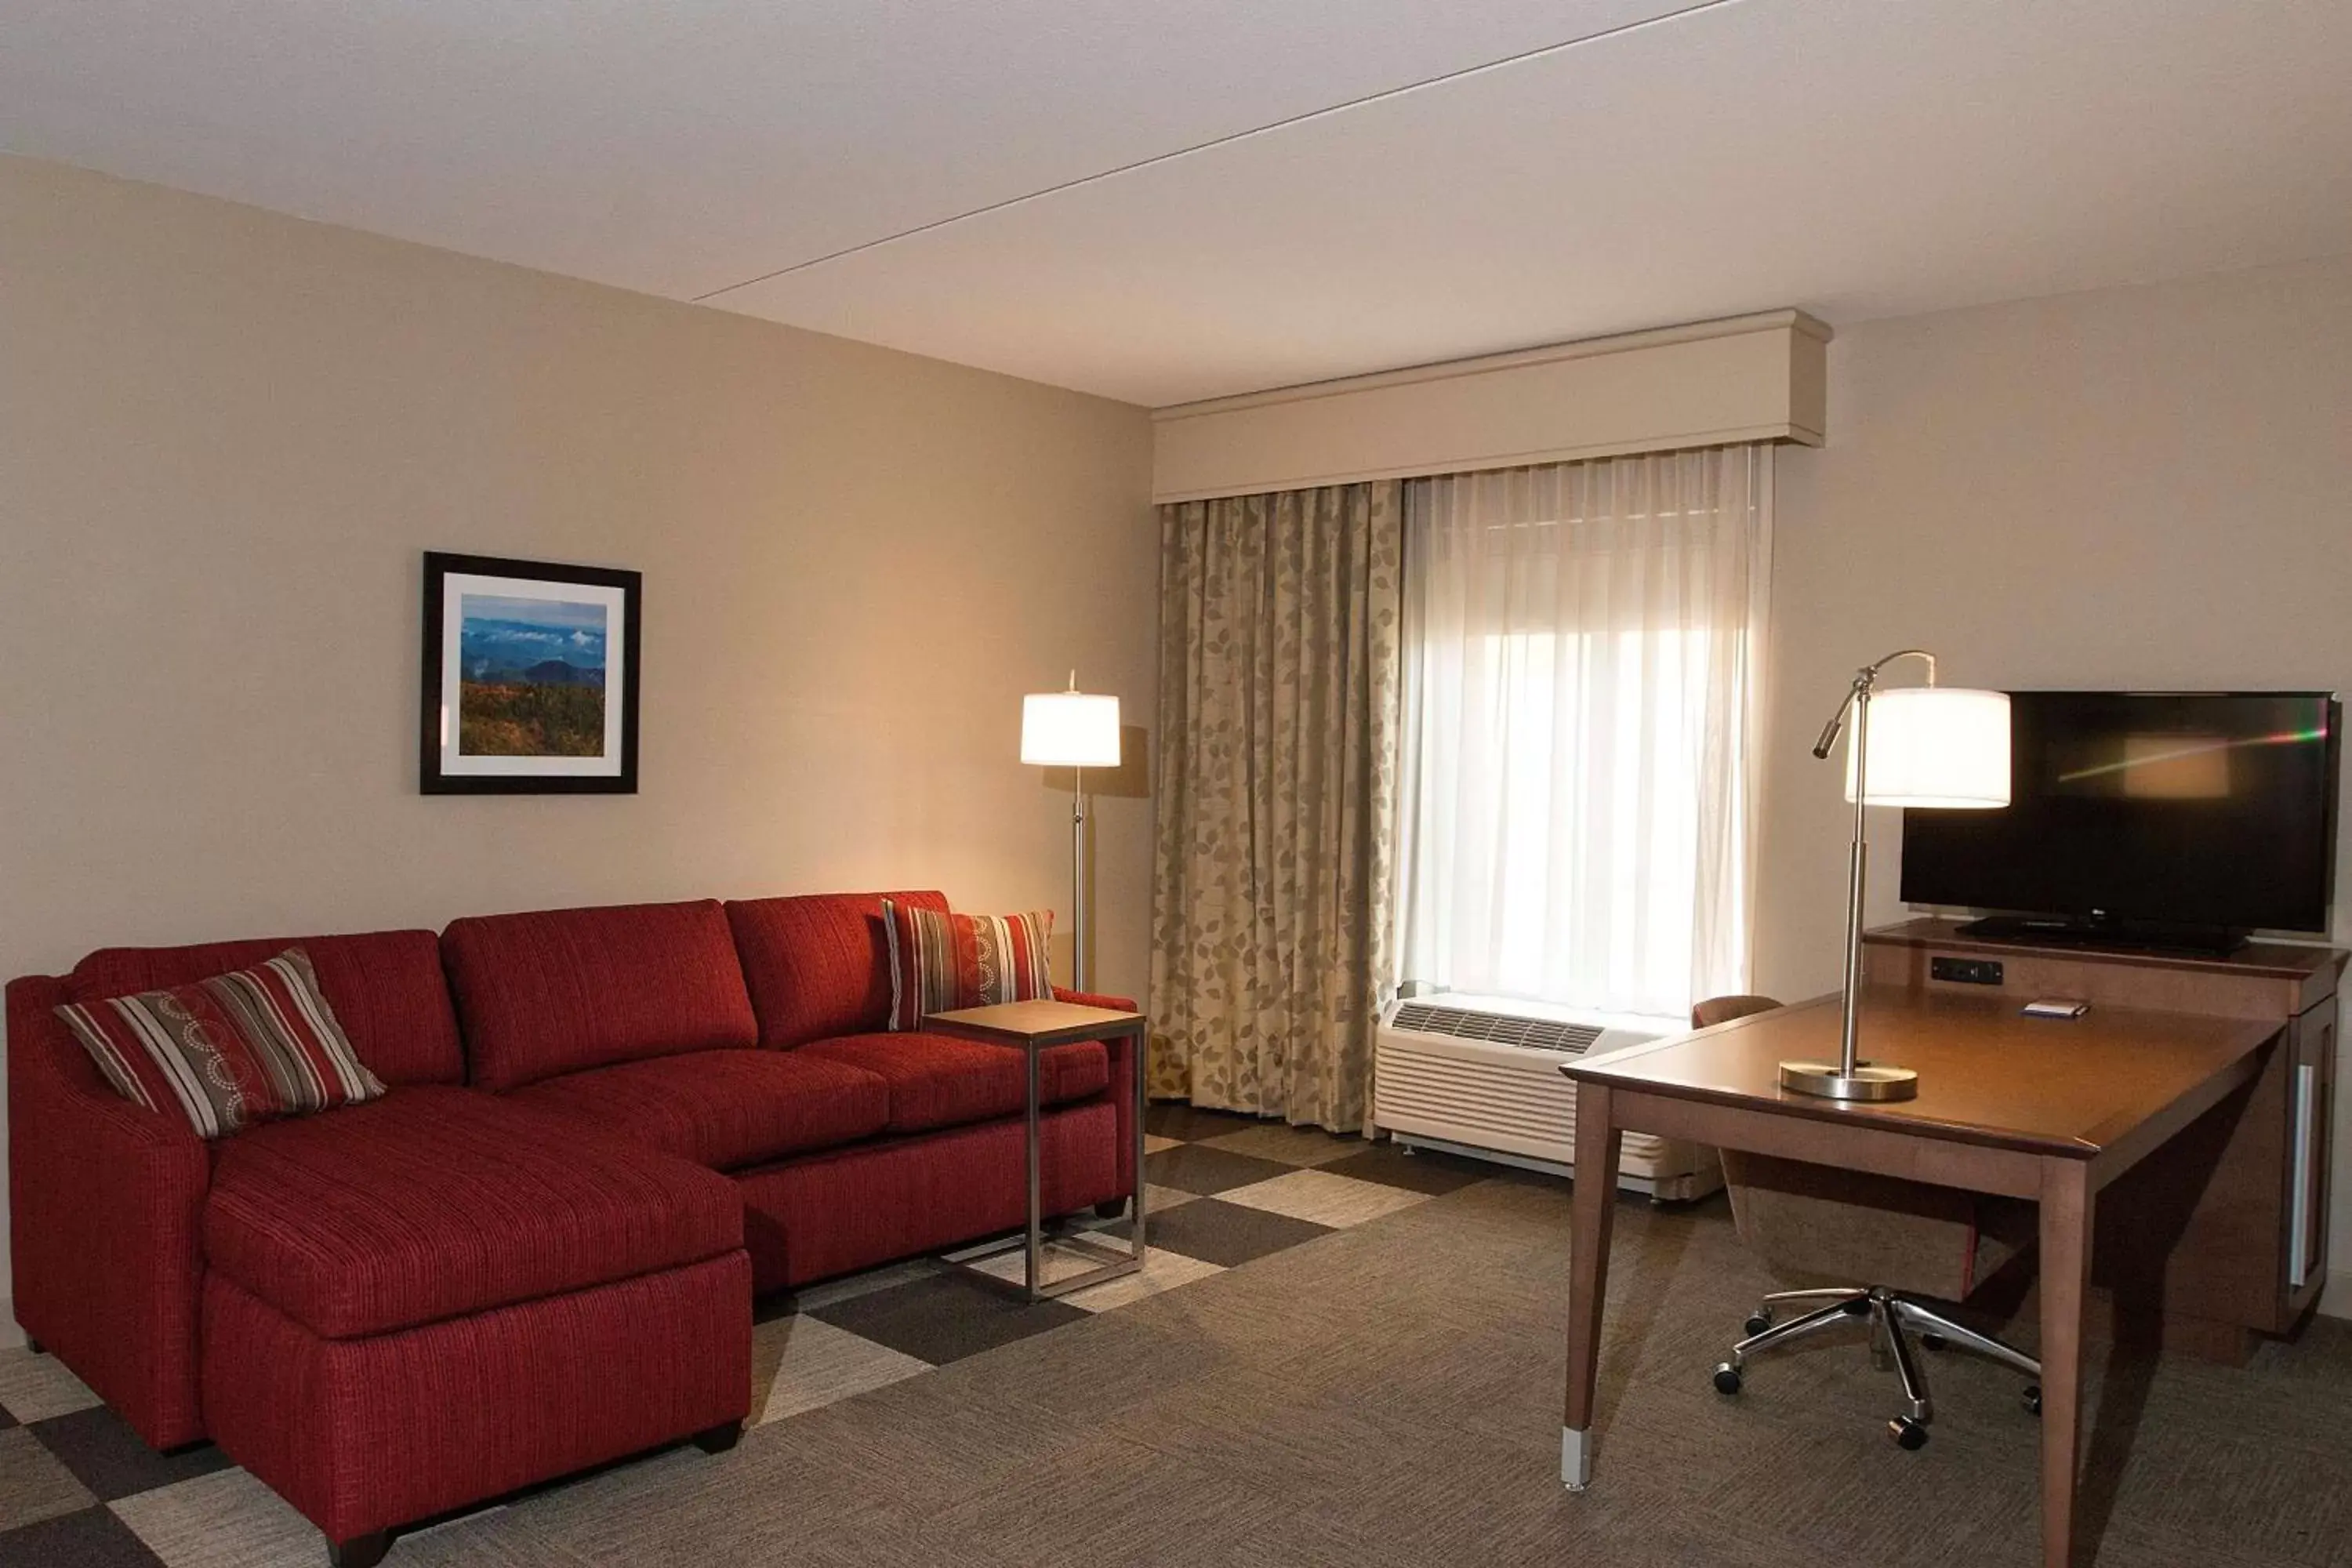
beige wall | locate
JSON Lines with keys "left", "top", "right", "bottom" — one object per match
{"left": 0, "top": 157, "right": 1158, "bottom": 1319}
{"left": 1757, "top": 253, "right": 2352, "bottom": 1305}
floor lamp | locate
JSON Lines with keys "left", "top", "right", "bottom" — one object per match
{"left": 1779, "top": 650, "right": 2010, "bottom": 1103}
{"left": 1021, "top": 674, "right": 1121, "bottom": 992}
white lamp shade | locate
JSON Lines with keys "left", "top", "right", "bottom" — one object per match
{"left": 1022, "top": 691, "right": 1121, "bottom": 767}
{"left": 1844, "top": 687, "right": 2011, "bottom": 808}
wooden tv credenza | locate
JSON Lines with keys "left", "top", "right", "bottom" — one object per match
{"left": 1863, "top": 918, "right": 2342, "bottom": 1363}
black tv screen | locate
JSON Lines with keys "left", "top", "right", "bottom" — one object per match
{"left": 1899, "top": 691, "right": 2342, "bottom": 936}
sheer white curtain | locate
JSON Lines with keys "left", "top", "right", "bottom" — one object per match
{"left": 1395, "top": 445, "right": 1771, "bottom": 1018}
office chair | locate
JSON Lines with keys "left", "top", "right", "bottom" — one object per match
{"left": 1693, "top": 994, "right": 2043, "bottom": 1450}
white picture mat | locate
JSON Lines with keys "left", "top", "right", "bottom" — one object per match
{"left": 437, "top": 572, "right": 627, "bottom": 777}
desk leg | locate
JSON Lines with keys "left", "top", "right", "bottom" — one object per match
{"left": 1563, "top": 1081, "right": 1621, "bottom": 1490}
{"left": 2038, "top": 1158, "right": 2095, "bottom": 1568}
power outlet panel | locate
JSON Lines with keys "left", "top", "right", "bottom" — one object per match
{"left": 1931, "top": 956, "right": 2005, "bottom": 986}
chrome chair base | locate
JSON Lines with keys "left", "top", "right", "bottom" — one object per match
{"left": 1711, "top": 1285, "right": 2042, "bottom": 1448}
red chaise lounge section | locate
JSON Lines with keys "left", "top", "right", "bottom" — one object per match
{"left": 8, "top": 888, "right": 1136, "bottom": 1566}
{"left": 200, "top": 1087, "right": 750, "bottom": 1562}
{"left": 8, "top": 927, "right": 753, "bottom": 1568}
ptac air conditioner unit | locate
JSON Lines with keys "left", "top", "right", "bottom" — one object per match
{"left": 1372, "top": 995, "right": 1722, "bottom": 1201}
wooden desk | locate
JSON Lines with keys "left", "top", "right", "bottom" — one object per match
{"left": 1558, "top": 986, "right": 2279, "bottom": 1568}
{"left": 1865, "top": 918, "right": 2340, "bottom": 1355}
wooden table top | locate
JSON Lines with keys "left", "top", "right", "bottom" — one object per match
{"left": 923, "top": 999, "right": 1145, "bottom": 1047}
{"left": 1564, "top": 987, "right": 2278, "bottom": 1159}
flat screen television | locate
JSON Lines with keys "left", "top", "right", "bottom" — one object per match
{"left": 1899, "top": 690, "right": 2342, "bottom": 948}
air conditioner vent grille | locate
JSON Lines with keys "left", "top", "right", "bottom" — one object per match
{"left": 1390, "top": 1004, "right": 1602, "bottom": 1054}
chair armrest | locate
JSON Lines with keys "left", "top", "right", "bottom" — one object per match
{"left": 7, "top": 975, "right": 212, "bottom": 1446}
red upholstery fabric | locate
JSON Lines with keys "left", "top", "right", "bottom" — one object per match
{"left": 205, "top": 1087, "right": 741, "bottom": 1339}
{"left": 68, "top": 929, "right": 462, "bottom": 1088}
{"left": 1055, "top": 985, "right": 1140, "bottom": 1200}
{"left": 1047, "top": 987, "right": 1134, "bottom": 1013}
{"left": 443, "top": 900, "right": 758, "bottom": 1092}
{"left": 201, "top": 1252, "right": 750, "bottom": 1542}
{"left": 736, "top": 1101, "right": 1118, "bottom": 1290}
{"left": 724, "top": 890, "right": 948, "bottom": 1049}
{"left": 510, "top": 1049, "right": 890, "bottom": 1171}
{"left": 800, "top": 1031, "right": 1106, "bottom": 1134}
{"left": 6, "top": 974, "right": 211, "bottom": 1448}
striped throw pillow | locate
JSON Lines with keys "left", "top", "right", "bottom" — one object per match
{"left": 880, "top": 900, "right": 1054, "bottom": 1031}
{"left": 55, "top": 948, "right": 387, "bottom": 1138}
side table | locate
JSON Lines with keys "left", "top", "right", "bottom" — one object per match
{"left": 922, "top": 999, "right": 1149, "bottom": 1302}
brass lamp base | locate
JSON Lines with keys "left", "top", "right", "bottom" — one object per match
{"left": 1777, "top": 1060, "right": 1920, "bottom": 1102}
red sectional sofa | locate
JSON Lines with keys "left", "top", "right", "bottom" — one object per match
{"left": 7, "top": 890, "right": 1137, "bottom": 1567}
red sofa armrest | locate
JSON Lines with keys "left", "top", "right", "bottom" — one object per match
{"left": 1051, "top": 986, "right": 1137, "bottom": 1013}
{"left": 1051, "top": 987, "right": 1142, "bottom": 1194}
{"left": 7, "top": 975, "right": 212, "bottom": 1448}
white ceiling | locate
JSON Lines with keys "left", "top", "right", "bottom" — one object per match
{"left": 7, "top": 1, "right": 2351, "bottom": 406}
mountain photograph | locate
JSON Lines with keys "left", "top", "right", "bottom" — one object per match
{"left": 456, "top": 593, "right": 608, "bottom": 757}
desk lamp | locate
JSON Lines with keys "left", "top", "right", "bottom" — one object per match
{"left": 1782, "top": 651, "right": 2009, "bottom": 1102}
{"left": 1020, "top": 673, "right": 1121, "bottom": 991}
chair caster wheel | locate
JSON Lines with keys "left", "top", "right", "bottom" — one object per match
{"left": 1712, "top": 1363, "right": 1742, "bottom": 1396}
{"left": 2021, "top": 1385, "right": 2042, "bottom": 1417}
{"left": 1919, "top": 1332, "right": 1947, "bottom": 1352}
{"left": 1742, "top": 1312, "right": 1773, "bottom": 1337}
{"left": 1888, "top": 1416, "right": 1929, "bottom": 1450}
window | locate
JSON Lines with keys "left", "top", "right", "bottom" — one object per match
{"left": 1394, "top": 446, "right": 1771, "bottom": 1018}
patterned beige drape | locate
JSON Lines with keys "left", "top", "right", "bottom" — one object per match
{"left": 1147, "top": 481, "right": 1403, "bottom": 1133}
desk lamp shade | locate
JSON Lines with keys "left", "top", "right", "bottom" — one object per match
{"left": 1782, "top": 653, "right": 2011, "bottom": 1105}
{"left": 1021, "top": 690, "right": 1120, "bottom": 768}
{"left": 1845, "top": 687, "right": 2012, "bottom": 808}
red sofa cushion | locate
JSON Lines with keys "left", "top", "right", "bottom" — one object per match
{"left": 69, "top": 929, "right": 462, "bottom": 1088}
{"left": 203, "top": 1086, "right": 741, "bottom": 1339}
{"left": 725, "top": 891, "right": 948, "bottom": 1049}
{"left": 508, "top": 1050, "right": 890, "bottom": 1171}
{"left": 797, "top": 1030, "right": 1108, "bottom": 1134}
{"left": 442, "top": 900, "right": 757, "bottom": 1092}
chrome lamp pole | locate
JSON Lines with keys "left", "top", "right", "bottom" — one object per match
{"left": 1777, "top": 651, "right": 2010, "bottom": 1104}
{"left": 1021, "top": 673, "right": 1122, "bottom": 993}
{"left": 1068, "top": 761, "right": 1087, "bottom": 991}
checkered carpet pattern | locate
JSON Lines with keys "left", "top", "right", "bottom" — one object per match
{"left": 0, "top": 1106, "right": 1483, "bottom": 1566}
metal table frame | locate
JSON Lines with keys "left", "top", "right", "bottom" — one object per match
{"left": 921, "top": 1001, "right": 1149, "bottom": 1302}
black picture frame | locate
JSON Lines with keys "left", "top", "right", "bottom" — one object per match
{"left": 419, "top": 551, "right": 642, "bottom": 794}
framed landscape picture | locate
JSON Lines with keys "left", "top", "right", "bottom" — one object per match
{"left": 419, "top": 551, "right": 641, "bottom": 793}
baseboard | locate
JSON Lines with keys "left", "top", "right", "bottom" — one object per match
{"left": 2322, "top": 1270, "right": 2352, "bottom": 1322}
{"left": 0, "top": 1298, "right": 20, "bottom": 1348}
